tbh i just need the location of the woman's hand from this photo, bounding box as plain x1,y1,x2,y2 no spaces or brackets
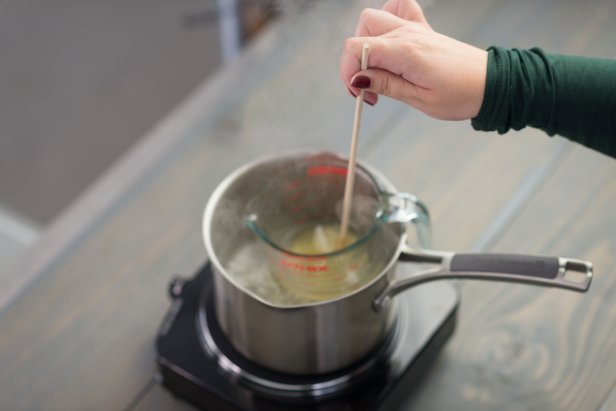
340,0,488,120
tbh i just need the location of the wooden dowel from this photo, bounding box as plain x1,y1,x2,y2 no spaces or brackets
339,43,370,242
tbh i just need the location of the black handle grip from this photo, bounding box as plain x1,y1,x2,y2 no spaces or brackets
450,253,560,279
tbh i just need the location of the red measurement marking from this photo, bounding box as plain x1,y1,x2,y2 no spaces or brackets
307,166,348,177
279,259,328,271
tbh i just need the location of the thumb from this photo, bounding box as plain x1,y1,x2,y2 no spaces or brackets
350,69,419,104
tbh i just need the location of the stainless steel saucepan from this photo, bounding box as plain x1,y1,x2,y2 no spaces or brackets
202,151,592,375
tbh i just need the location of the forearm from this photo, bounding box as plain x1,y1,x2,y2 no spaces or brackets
472,47,616,158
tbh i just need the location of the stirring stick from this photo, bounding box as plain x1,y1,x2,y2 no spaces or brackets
339,43,370,243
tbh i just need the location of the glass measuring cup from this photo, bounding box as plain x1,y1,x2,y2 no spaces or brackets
244,153,430,302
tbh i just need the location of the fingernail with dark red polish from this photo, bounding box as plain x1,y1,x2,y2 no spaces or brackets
351,75,371,89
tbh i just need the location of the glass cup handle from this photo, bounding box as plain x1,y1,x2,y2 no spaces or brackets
381,192,433,249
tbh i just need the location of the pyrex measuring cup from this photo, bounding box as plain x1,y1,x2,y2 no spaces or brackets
244,153,429,301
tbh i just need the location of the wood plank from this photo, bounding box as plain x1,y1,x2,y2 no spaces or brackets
399,146,616,411
599,384,616,411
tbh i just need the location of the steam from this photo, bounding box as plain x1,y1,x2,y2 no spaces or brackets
334,194,381,237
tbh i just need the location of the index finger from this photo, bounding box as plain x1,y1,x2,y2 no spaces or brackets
354,7,409,37
340,36,408,90
382,0,431,28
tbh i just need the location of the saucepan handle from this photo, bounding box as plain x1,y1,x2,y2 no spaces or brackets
373,250,593,311
445,253,593,292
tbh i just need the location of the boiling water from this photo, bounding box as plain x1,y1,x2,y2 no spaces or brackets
225,240,303,306
225,223,370,306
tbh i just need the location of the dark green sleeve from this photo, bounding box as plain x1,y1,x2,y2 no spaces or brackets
471,46,616,158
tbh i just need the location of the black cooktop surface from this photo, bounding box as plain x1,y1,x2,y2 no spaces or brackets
156,263,458,411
